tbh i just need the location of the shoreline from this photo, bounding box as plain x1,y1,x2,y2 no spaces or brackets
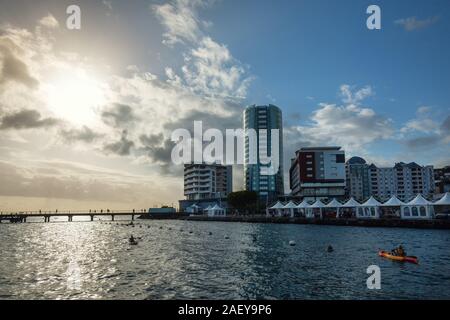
140,214,450,230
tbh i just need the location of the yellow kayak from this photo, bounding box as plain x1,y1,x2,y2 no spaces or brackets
378,250,418,264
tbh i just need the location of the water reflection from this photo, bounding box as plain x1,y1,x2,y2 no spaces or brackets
0,221,449,299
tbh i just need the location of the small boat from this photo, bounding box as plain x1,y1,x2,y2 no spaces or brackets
378,250,418,264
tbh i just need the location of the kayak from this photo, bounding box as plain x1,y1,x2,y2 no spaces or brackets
378,250,418,264
129,240,138,246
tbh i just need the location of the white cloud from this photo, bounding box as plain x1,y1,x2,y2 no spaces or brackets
152,0,205,46
38,14,59,29
340,84,374,105
395,16,439,31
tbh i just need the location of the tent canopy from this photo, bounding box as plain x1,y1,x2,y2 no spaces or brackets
270,201,285,209
309,200,326,208
406,194,431,206
283,201,297,209
434,192,450,206
325,198,342,208
296,200,310,208
342,198,360,208
211,204,224,210
380,195,405,207
361,196,382,207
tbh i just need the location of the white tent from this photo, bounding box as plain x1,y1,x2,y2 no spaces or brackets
380,195,405,207
358,196,381,219
207,204,226,217
310,199,326,208
433,192,450,206
340,198,360,218
324,198,342,219
203,205,213,214
267,201,285,217
295,200,310,218
186,203,200,214
325,199,342,208
296,200,310,208
309,200,326,219
283,201,298,217
342,198,361,208
402,194,434,219
378,195,404,218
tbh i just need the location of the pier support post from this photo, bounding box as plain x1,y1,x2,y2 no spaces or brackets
112,215,115,221
90,215,94,222
68,215,73,222
132,215,135,221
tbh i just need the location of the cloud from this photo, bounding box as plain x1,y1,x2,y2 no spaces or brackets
401,114,450,150
152,0,206,46
395,16,439,31
0,41,39,89
101,103,137,127
153,0,252,98
38,14,59,29
139,134,177,173
0,109,58,130
340,84,373,105
0,159,180,207
103,130,135,156
181,37,253,98
284,85,394,174
60,126,103,144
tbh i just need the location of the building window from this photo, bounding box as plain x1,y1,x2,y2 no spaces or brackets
420,207,426,217
412,207,418,216
404,207,410,216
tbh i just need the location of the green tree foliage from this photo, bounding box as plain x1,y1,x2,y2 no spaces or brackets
227,191,258,214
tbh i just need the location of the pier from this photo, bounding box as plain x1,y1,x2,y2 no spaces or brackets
0,210,144,223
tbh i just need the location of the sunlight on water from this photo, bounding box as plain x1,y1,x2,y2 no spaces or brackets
1,220,450,299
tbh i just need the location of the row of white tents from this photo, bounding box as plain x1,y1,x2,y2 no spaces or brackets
186,203,226,217
267,192,450,220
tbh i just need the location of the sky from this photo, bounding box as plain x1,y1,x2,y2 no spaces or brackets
0,0,449,211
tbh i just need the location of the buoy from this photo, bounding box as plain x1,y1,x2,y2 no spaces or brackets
327,245,334,252
189,231,193,234
289,240,296,246
224,236,229,239
209,232,212,235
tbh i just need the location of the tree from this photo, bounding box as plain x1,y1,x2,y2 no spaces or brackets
227,191,258,215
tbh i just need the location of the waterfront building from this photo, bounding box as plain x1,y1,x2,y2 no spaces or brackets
346,157,435,202
289,147,346,201
434,166,450,194
244,104,284,200
184,163,232,200
345,156,371,201
179,163,232,212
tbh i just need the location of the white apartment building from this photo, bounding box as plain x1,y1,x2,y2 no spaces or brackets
184,164,232,201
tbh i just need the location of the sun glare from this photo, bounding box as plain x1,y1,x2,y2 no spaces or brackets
44,69,106,126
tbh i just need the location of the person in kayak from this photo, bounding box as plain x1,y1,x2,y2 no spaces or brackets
391,245,406,257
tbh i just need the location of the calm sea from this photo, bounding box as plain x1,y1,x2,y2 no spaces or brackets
1,218,449,299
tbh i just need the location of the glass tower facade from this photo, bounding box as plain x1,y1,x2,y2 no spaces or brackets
243,104,284,200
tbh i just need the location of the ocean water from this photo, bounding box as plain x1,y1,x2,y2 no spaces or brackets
0,218,449,300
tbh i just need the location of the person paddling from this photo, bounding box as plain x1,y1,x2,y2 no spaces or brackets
391,245,406,257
